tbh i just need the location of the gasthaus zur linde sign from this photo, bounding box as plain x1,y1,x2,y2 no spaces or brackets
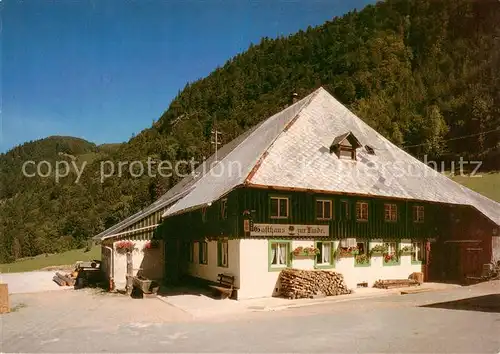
250,224,329,237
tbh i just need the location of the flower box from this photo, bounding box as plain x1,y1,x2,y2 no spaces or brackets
399,245,414,255
369,244,388,255
383,254,399,265
337,247,359,257
355,253,370,266
115,241,135,254
292,246,320,257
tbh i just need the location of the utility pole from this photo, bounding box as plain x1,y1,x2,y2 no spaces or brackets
211,129,222,162
211,126,222,162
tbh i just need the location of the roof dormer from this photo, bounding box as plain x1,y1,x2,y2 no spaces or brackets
330,131,362,160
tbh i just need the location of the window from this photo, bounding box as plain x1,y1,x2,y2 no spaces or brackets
355,239,370,266
316,199,333,220
220,198,228,220
270,197,289,219
413,206,424,223
356,202,368,221
269,241,290,269
385,241,398,256
217,239,229,267
383,241,399,266
316,241,333,266
384,204,398,222
199,241,208,265
188,241,194,263
341,200,350,220
330,132,361,161
339,147,356,160
412,241,424,263
356,240,368,255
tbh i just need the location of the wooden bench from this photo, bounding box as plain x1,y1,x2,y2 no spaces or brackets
209,273,235,299
373,279,419,289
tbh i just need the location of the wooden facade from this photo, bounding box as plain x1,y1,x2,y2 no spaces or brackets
427,204,497,282
160,187,441,241
100,207,167,245
159,187,497,285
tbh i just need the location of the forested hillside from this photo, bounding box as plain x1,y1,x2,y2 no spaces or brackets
1,0,499,262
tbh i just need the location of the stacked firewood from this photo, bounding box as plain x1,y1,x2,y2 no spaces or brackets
52,271,77,286
52,260,101,287
279,269,351,299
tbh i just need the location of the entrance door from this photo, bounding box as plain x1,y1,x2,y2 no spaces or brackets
463,247,482,278
164,238,181,284
426,240,442,282
445,243,461,281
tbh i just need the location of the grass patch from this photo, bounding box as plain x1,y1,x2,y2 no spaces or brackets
0,246,101,273
451,171,500,202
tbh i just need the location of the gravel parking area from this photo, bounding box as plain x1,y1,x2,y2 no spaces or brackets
1,281,499,353
0,271,74,294
2,288,192,352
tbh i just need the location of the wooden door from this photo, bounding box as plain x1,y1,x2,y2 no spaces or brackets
164,238,181,284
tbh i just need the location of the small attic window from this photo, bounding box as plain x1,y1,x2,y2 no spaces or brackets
365,145,375,155
339,146,356,160
330,132,362,161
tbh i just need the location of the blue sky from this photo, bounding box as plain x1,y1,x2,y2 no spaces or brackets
2,0,374,152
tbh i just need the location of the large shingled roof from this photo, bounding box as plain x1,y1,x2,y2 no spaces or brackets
95,87,499,241
162,87,499,225
93,92,314,240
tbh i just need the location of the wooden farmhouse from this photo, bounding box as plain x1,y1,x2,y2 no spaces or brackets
94,87,500,299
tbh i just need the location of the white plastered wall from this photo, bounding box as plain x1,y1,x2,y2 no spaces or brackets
112,239,164,290
336,239,423,289
238,239,318,299
186,240,241,289
237,238,424,300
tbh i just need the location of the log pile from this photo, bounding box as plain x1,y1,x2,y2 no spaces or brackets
52,260,101,287
279,269,351,299
373,279,419,289
52,271,76,286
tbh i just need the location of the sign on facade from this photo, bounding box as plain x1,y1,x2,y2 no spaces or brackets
250,224,329,237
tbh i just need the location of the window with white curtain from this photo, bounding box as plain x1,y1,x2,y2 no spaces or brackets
270,242,289,268
385,241,398,255
316,241,333,265
412,241,424,262
199,241,208,265
356,240,368,255
218,239,228,267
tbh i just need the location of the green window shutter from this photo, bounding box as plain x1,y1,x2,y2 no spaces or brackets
199,242,203,264
286,242,292,267
316,241,323,264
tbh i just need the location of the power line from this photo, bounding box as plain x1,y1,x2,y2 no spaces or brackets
403,127,500,149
